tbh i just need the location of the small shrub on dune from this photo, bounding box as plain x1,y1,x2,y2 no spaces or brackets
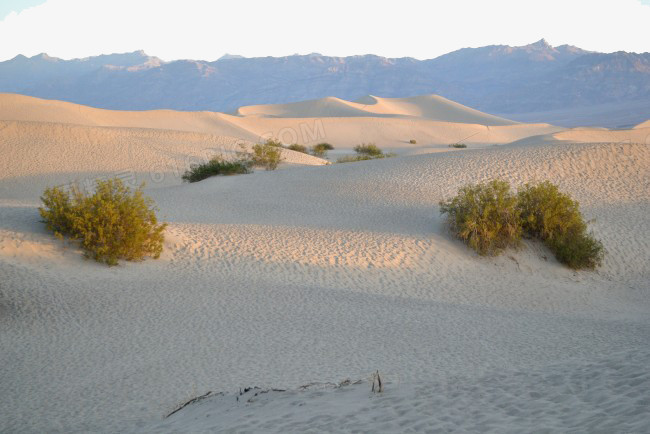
182,156,252,182
450,143,467,148
264,138,284,147
39,178,166,266
251,142,284,170
439,180,522,256
517,181,582,241
287,143,308,154
311,142,334,158
547,229,604,270
354,143,383,156
409,139,417,144
336,154,374,163
440,180,604,269
337,143,395,163
517,181,604,269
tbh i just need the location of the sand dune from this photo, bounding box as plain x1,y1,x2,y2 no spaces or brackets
0,93,257,139
236,94,519,126
0,93,561,149
505,125,650,147
552,126,650,144
0,120,327,199
1,94,649,433
634,119,650,129
149,348,650,432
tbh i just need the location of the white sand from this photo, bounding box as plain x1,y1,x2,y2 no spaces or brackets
150,348,650,432
1,95,649,433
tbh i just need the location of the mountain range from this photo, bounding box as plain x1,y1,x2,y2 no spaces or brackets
1,39,649,127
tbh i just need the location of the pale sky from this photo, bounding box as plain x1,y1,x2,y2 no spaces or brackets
1,0,649,62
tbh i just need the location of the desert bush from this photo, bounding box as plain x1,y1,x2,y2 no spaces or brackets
517,181,581,241
336,144,395,163
287,143,308,154
264,138,284,147
440,180,604,269
39,178,166,266
450,143,467,148
517,181,603,269
354,143,383,156
182,156,252,182
409,139,417,144
439,180,522,256
251,142,284,170
311,142,334,158
547,229,604,270
336,154,374,163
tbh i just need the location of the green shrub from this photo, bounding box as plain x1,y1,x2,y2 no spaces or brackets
251,142,284,170
182,156,252,182
311,143,334,158
547,229,604,270
336,144,395,163
287,143,308,154
517,181,581,241
517,181,603,269
450,143,467,148
336,154,374,163
440,180,604,269
409,139,417,144
264,138,284,147
439,180,522,256
39,178,166,266
354,143,383,156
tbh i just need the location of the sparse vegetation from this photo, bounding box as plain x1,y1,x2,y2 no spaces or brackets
450,143,467,148
440,180,604,269
409,139,417,144
336,154,375,163
337,143,395,163
354,143,384,156
182,156,252,183
39,178,166,266
439,180,522,256
287,143,308,154
251,142,284,170
517,181,604,269
311,142,334,158
264,138,284,147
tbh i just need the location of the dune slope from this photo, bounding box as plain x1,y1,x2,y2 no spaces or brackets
0,93,562,149
236,94,519,126
1,94,649,432
1,134,649,432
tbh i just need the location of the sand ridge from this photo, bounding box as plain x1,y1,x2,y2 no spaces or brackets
236,94,519,126
0,94,649,433
0,93,561,148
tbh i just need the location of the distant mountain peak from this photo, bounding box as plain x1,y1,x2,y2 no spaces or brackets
31,53,57,61
528,38,552,49
218,53,245,60
1,42,648,128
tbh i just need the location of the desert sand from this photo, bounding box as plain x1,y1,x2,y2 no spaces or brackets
0,94,649,433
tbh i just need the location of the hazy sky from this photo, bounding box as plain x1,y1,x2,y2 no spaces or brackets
1,0,649,61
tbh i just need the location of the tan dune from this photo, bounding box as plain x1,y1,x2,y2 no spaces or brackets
0,93,257,139
1,94,649,433
506,126,650,146
552,127,650,144
633,119,650,129
236,94,518,126
0,93,562,150
0,120,327,199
